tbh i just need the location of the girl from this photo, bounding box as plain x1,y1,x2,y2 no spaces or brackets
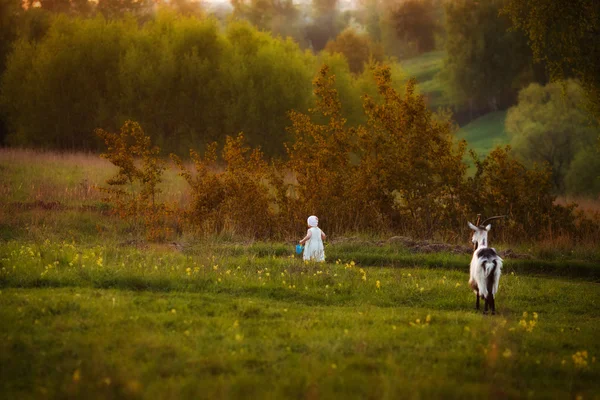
299,215,326,262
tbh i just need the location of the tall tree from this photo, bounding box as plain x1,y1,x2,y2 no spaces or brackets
503,0,600,125
0,0,21,75
0,0,22,145
442,0,535,117
505,80,599,192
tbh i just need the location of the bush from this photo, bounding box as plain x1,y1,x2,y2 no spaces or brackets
103,68,593,244
96,120,175,242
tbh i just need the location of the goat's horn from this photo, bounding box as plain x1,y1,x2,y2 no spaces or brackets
480,215,506,227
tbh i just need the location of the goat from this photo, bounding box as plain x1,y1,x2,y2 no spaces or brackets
468,216,504,315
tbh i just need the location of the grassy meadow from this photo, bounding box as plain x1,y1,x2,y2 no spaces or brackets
400,51,511,159
456,111,510,157
1,148,599,399
400,50,448,109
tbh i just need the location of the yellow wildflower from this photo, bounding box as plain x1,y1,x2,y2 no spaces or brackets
572,351,589,369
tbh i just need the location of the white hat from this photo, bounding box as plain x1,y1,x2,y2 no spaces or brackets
307,215,318,227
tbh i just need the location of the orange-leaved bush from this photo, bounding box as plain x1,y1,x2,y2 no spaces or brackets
96,120,175,241
468,146,577,241
171,133,278,238
286,65,359,233
358,65,469,237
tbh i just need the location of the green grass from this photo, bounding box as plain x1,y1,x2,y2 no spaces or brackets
398,52,511,159
456,111,510,157
399,52,510,160
2,148,600,398
1,239,599,399
400,50,449,108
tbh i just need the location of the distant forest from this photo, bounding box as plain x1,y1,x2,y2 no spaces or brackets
1,0,598,196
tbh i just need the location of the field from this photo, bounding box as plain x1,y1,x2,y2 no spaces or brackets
400,50,448,109
1,149,599,399
456,111,510,157
399,51,511,159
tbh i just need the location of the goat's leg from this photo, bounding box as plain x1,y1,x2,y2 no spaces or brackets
483,295,489,314
490,294,496,315
475,288,480,310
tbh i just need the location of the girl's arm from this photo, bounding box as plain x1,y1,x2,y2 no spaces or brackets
321,231,326,240
299,229,312,245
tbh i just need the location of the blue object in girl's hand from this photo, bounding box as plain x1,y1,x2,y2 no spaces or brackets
295,244,304,255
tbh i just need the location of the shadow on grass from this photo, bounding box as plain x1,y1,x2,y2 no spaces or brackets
326,251,600,282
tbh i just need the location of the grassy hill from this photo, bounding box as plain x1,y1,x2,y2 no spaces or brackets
399,50,448,108
399,52,510,159
456,110,510,157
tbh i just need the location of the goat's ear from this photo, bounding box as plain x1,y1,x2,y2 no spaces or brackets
468,222,478,231
485,224,491,231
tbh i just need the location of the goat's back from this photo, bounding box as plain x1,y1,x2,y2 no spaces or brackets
471,247,502,297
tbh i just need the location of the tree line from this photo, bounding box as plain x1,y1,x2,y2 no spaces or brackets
99,66,596,242
1,11,407,156
1,0,598,196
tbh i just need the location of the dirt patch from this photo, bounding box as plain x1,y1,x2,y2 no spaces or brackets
332,235,530,259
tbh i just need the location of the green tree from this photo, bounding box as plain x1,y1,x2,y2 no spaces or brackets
118,12,228,153
1,15,129,149
442,0,535,116
219,21,315,156
0,0,22,144
565,148,600,197
1,10,388,157
18,7,53,42
0,0,21,74
505,80,599,193
502,0,600,125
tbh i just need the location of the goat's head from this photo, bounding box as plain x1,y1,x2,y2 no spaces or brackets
467,216,505,250
468,222,490,250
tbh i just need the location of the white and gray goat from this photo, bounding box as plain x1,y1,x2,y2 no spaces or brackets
468,216,504,314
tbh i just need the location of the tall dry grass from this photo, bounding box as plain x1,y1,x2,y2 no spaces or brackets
0,147,190,206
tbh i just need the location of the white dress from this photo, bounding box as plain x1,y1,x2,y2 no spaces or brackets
303,227,325,262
